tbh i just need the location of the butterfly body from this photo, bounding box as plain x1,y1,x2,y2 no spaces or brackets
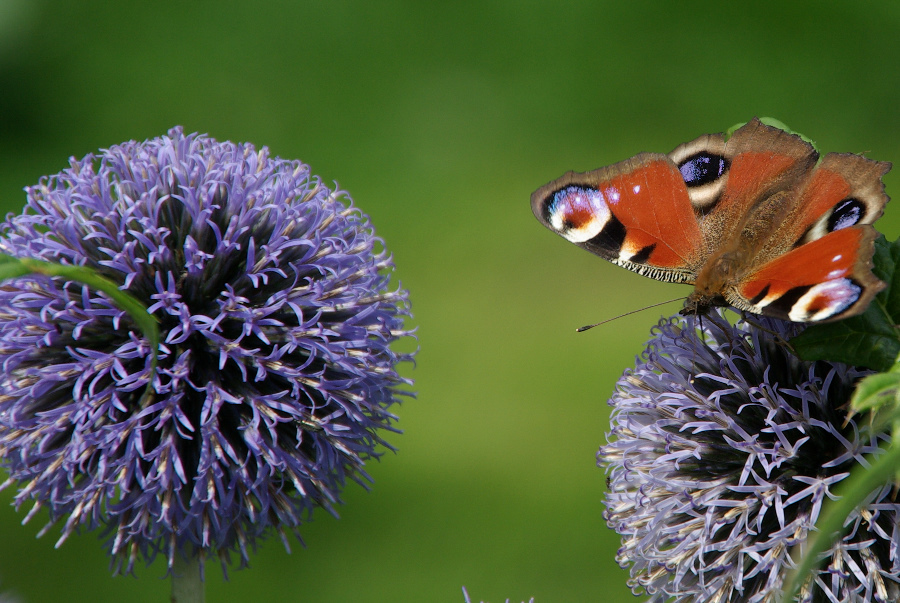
531,119,890,322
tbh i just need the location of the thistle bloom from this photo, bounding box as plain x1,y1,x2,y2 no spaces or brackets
0,127,414,573
600,311,899,602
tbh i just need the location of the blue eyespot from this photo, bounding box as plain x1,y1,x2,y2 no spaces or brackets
827,198,865,232
678,152,728,187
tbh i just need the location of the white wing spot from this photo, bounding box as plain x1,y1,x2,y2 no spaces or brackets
788,279,860,322
547,187,611,243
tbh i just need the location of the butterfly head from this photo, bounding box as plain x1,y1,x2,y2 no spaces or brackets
680,291,727,318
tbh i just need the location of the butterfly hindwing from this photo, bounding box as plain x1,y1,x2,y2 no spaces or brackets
731,225,883,322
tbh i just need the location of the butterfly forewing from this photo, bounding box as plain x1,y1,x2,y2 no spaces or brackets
531,154,703,284
790,153,891,247
667,133,729,212
693,121,819,259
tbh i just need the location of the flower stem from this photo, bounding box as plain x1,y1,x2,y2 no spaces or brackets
171,554,205,603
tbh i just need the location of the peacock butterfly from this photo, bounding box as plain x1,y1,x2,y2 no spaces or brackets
531,118,891,322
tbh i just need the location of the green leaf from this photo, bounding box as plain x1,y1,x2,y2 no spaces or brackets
850,370,900,413
849,373,900,442
791,236,900,371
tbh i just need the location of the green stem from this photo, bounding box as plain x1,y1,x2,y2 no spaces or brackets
171,554,205,603
0,254,159,399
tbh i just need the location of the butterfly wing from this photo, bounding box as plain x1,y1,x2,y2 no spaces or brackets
671,118,820,258
726,150,890,322
785,152,890,247
530,154,704,284
728,225,883,322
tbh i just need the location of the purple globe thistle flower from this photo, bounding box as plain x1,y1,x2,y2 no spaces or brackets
600,311,900,603
0,127,414,574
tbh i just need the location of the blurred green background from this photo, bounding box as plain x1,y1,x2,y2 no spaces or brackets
1,1,899,601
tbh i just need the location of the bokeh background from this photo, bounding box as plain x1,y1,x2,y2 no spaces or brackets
0,1,899,601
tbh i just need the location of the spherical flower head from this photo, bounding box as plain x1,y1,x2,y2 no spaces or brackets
600,311,899,602
0,127,414,574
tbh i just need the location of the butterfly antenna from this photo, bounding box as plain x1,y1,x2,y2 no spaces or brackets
576,296,686,332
